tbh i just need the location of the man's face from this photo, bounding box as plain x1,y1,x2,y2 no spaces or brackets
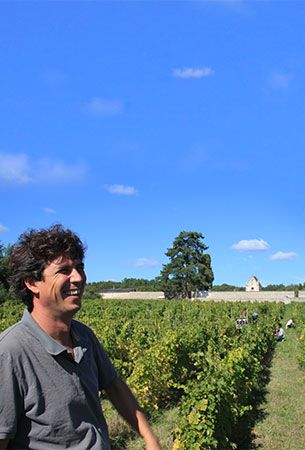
33,256,86,316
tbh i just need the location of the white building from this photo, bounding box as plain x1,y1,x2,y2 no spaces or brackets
245,275,260,292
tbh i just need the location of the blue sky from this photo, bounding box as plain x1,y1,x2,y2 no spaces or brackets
0,0,305,287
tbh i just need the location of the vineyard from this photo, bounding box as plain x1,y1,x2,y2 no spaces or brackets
1,299,305,449
291,302,305,369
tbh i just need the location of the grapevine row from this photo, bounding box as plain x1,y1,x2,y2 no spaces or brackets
0,298,286,449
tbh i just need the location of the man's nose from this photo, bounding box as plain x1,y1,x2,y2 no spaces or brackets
70,267,85,282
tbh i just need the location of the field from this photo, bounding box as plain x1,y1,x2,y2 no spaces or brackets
1,299,304,449
251,307,305,450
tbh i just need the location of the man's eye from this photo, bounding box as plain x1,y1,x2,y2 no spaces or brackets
59,267,72,275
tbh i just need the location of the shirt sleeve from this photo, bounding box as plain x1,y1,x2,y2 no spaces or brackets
91,332,118,390
0,353,23,439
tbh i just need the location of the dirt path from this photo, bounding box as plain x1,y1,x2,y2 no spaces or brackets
251,316,305,450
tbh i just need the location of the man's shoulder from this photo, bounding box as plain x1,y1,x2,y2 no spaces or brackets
0,320,27,355
0,320,23,342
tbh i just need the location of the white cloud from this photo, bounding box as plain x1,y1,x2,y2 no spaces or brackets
172,67,215,79
270,251,297,261
0,224,8,233
134,258,160,267
231,239,270,251
0,153,86,185
104,184,137,196
43,207,56,214
0,153,32,184
270,71,292,89
35,159,86,183
85,97,123,116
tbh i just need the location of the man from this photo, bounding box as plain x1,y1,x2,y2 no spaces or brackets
274,323,286,341
0,224,161,450
285,318,295,329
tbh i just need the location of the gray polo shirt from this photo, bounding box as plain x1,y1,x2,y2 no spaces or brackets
0,309,118,449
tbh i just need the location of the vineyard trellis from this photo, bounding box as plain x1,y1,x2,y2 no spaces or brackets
1,298,302,449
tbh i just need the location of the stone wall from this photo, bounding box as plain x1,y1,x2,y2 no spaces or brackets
100,290,305,302
201,291,295,303
100,291,165,300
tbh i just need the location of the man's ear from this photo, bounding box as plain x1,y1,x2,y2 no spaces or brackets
24,278,40,295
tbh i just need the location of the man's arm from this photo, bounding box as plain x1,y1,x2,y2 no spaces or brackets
105,377,161,450
0,439,9,449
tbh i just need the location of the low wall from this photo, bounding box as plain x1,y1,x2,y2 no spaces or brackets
100,291,165,300
100,290,305,302
204,291,295,303
292,295,305,302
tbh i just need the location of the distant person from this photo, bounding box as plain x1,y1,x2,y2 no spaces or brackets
0,224,161,450
273,323,286,341
285,318,295,329
251,311,259,321
236,308,248,330
241,307,248,320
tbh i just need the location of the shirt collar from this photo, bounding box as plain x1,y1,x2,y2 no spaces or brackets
21,309,87,362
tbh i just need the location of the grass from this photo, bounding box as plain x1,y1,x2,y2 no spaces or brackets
124,407,178,450
251,308,305,450
102,399,177,449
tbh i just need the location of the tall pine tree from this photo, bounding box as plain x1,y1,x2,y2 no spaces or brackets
159,231,214,299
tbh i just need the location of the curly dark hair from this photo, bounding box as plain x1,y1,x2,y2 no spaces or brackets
8,224,86,311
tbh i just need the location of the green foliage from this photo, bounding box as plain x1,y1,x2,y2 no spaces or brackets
75,298,283,449
173,303,282,449
159,231,214,299
0,299,23,331
120,278,162,291
0,242,10,303
291,303,305,369
212,284,244,292
262,283,304,291
0,298,287,449
83,278,163,300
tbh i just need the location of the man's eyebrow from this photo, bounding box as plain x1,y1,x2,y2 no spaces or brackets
56,261,84,269
55,261,70,267
54,263,70,271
